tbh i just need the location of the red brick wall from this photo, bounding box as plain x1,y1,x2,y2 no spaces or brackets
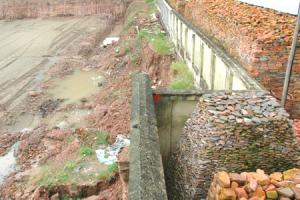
168,0,300,118
0,0,126,19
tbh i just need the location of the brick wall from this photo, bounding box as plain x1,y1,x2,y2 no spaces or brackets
168,0,300,118
0,0,127,19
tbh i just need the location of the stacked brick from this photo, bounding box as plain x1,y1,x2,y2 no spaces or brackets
0,0,127,20
208,169,300,200
166,92,300,199
167,0,300,118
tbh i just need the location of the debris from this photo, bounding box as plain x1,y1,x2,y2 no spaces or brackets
96,135,130,165
0,143,18,185
55,121,69,130
102,37,119,48
20,128,32,133
29,91,40,97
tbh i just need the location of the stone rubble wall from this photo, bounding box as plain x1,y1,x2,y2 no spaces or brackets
208,169,300,200
166,91,300,199
167,0,300,118
0,0,127,20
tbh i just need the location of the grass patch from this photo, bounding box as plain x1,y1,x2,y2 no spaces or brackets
36,160,79,187
31,130,114,189
145,0,155,4
95,130,109,146
139,28,173,55
79,147,94,156
170,61,195,90
96,163,119,180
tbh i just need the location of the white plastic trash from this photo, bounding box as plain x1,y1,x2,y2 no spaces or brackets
102,37,120,47
96,134,130,165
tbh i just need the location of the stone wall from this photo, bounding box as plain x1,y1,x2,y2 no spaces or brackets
208,169,300,200
128,73,168,200
0,0,127,19
166,91,300,199
166,0,300,118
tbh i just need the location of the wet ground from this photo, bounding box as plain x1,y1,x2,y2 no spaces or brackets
0,16,110,186
0,16,108,133
48,70,105,105
0,143,18,185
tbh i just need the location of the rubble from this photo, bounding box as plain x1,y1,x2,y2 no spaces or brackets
166,91,300,199
168,0,300,118
208,169,300,200
96,134,130,165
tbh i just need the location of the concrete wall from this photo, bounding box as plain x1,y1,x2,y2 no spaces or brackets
154,90,204,165
129,73,168,200
157,0,263,91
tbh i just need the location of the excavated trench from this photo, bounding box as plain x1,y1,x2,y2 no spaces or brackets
128,1,300,200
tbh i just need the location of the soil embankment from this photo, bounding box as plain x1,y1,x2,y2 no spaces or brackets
0,0,175,199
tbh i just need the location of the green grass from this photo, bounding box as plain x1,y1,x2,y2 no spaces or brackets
145,0,155,4
79,147,94,156
96,163,119,180
37,160,79,187
139,29,173,55
170,61,195,90
95,130,109,146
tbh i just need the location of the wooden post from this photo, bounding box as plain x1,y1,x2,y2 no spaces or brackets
281,3,300,106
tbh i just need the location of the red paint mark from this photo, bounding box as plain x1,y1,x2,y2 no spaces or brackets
153,94,161,104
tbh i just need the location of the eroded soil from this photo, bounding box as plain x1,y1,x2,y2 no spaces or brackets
0,0,175,199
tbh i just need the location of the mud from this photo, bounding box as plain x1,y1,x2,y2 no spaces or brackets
48,70,105,105
0,16,109,132
0,0,175,199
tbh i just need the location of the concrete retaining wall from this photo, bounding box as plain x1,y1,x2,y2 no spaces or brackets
157,0,263,91
154,90,203,166
128,73,168,200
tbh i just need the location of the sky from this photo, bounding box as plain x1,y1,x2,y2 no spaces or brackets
239,0,300,15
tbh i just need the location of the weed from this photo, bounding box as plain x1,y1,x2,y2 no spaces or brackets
138,28,173,55
151,34,173,55
124,47,130,54
170,61,195,90
145,0,155,4
96,163,119,180
95,131,108,145
79,147,94,156
138,30,148,38
36,160,79,187
108,162,118,174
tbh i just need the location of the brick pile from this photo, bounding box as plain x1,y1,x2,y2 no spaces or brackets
167,0,300,118
208,169,300,200
166,92,300,199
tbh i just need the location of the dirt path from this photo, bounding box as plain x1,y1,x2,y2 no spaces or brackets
0,16,109,132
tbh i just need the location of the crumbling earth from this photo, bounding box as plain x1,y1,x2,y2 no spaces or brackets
0,0,175,199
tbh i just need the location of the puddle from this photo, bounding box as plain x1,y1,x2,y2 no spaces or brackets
5,113,39,133
48,70,104,105
0,143,18,185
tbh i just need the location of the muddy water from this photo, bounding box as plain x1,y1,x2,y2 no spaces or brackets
45,109,91,129
49,70,105,105
0,143,18,185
